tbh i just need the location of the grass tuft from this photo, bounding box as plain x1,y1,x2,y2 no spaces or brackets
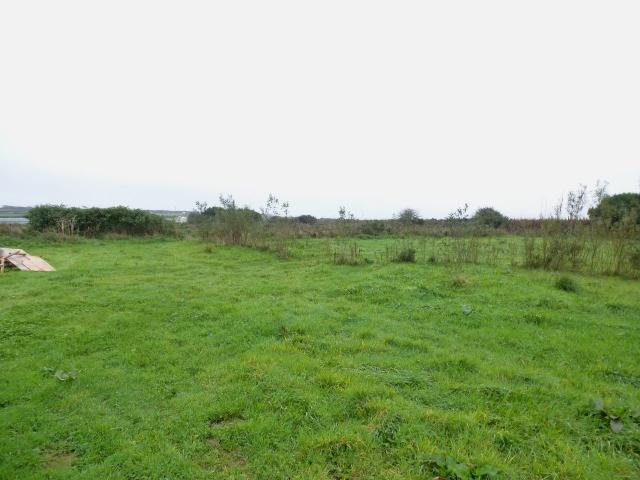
451,274,471,288
555,275,579,293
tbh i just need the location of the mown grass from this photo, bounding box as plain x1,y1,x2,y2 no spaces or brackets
0,238,639,479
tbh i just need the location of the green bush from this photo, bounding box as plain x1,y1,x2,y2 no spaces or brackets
589,193,640,225
473,207,508,228
206,195,261,245
297,214,317,225
27,205,169,236
396,208,423,224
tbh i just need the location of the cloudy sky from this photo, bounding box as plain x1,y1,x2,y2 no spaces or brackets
1,1,638,218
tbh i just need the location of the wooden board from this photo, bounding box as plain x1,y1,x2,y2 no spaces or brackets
1,248,55,272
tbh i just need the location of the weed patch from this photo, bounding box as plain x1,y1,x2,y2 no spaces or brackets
555,275,579,293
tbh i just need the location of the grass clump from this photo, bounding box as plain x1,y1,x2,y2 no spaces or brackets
394,246,416,263
451,274,471,288
421,455,502,479
332,242,367,265
555,275,579,293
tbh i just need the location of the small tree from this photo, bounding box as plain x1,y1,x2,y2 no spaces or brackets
214,195,260,245
566,184,588,221
261,194,291,220
447,203,469,222
473,207,508,228
338,206,355,221
589,193,640,225
396,208,422,225
195,201,208,214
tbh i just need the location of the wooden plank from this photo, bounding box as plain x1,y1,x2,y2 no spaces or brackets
6,255,29,270
3,253,55,271
22,255,55,272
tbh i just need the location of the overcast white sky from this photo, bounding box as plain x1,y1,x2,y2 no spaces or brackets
1,1,638,218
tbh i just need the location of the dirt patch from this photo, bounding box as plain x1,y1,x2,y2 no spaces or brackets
43,450,78,470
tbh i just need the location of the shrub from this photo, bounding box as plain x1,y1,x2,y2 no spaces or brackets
359,220,387,236
27,205,169,236
394,246,416,263
555,275,579,293
209,195,261,245
396,208,423,225
589,193,640,225
297,214,317,225
473,207,508,228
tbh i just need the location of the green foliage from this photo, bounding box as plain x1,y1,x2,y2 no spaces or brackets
358,220,387,236
473,207,508,228
296,214,317,224
396,208,423,225
188,201,224,224
331,242,366,265
588,398,629,433
555,275,579,293
522,215,639,278
197,196,261,245
373,413,402,448
27,205,169,236
393,246,416,263
589,192,640,225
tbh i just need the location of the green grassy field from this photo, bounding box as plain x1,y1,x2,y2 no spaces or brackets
1,238,639,479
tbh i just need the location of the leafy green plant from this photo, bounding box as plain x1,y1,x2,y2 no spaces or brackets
373,413,402,448
589,398,628,433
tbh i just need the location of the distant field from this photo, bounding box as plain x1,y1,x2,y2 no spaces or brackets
0,206,30,218
0,238,638,479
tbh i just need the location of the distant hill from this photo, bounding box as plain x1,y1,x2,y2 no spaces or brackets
0,206,191,219
0,206,31,217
